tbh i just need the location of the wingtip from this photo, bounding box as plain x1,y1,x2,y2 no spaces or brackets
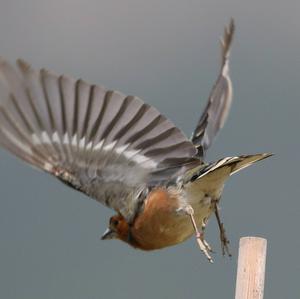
228,18,235,34
226,18,235,41
220,18,235,64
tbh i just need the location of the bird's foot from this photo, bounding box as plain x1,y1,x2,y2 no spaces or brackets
214,202,232,257
182,205,213,263
219,222,231,257
195,232,214,263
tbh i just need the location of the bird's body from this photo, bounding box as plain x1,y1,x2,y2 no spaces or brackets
0,20,272,259
126,187,214,250
103,153,270,251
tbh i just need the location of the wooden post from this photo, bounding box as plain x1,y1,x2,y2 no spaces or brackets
235,237,267,299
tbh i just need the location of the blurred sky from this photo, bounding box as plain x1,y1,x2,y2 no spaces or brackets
0,0,299,298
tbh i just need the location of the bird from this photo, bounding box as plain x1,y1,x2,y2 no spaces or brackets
0,19,271,262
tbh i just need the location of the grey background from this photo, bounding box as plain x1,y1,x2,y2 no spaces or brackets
0,0,298,298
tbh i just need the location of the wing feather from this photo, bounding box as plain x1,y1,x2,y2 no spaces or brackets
0,58,200,221
191,19,235,158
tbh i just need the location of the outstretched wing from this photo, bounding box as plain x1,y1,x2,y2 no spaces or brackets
0,58,200,221
191,19,235,158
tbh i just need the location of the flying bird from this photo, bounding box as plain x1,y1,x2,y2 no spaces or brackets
0,20,271,262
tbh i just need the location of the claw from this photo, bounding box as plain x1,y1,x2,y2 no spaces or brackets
196,236,214,263
203,238,213,253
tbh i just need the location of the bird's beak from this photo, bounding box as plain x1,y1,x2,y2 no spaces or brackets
101,228,117,240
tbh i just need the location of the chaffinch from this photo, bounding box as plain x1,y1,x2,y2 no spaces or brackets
0,19,271,262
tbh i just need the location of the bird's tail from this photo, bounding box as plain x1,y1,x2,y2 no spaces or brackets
200,153,273,178
226,153,273,175
183,153,273,185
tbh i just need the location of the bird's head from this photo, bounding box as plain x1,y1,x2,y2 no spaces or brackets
101,214,130,243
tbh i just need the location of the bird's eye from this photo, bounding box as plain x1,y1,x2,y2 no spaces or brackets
112,219,119,226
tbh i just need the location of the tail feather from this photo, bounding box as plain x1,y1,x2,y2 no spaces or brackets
184,153,273,184
229,153,273,175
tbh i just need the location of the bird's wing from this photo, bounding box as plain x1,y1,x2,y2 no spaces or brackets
191,19,235,158
0,58,200,221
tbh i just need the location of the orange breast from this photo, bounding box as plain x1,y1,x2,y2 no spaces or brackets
130,188,195,250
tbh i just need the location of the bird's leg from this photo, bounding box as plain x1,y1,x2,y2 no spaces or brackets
214,202,231,257
183,205,213,263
